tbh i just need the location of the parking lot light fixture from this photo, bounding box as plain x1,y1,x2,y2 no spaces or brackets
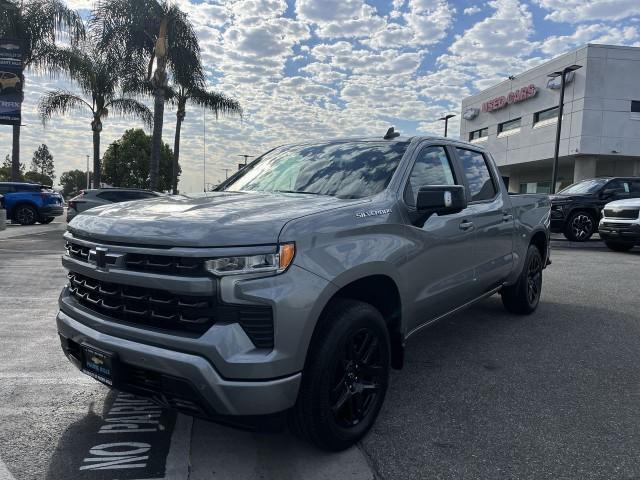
549,64,582,193
438,114,456,137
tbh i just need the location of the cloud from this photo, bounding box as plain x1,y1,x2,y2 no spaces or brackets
463,6,482,15
295,0,386,38
538,24,640,55
534,0,640,23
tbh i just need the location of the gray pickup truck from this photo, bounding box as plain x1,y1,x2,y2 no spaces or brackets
57,133,550,450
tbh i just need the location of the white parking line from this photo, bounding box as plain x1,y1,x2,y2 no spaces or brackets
0,457,16,480
163,414,193,480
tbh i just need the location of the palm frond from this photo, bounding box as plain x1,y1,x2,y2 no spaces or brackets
38,90,93,125
189,87,242,119
106,97,153,128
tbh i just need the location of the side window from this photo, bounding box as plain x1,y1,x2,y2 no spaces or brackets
606,180,630,198
456,148,497,202
404,146,456,207
629,180,640,195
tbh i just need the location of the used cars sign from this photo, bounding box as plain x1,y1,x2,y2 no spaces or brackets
482,84,537,113
0,39,23,125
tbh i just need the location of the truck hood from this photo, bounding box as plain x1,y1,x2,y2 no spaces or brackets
603,198,640,208
68,191,354,247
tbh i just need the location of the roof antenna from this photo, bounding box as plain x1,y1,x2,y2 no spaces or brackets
384,126,400,139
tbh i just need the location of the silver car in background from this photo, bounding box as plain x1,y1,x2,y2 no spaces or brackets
67,188,162,221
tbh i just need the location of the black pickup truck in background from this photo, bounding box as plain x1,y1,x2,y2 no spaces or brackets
550,177,640,241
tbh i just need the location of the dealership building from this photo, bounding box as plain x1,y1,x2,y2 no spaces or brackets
459,44,640,193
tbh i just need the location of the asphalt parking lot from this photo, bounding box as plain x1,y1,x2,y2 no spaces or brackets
1,224,639,480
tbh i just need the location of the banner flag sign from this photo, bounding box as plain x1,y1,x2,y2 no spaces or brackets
0,39,24,125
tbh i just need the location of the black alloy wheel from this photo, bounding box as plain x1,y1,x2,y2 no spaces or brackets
330,327,384,428
502,244,543,315
15,205,37,225
289,299,390,451
566,211,595,241
526,248,543,308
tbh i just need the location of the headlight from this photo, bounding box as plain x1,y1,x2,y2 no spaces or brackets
205,243,295,276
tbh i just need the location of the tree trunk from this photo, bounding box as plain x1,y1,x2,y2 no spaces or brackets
92,127,101,188
150,19,169,192
150,87,165,191
172,101,185,195
11,123,20,181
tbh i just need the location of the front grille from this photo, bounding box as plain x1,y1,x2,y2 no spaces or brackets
601,222,633,229
68,271,216,334
125,253,202,274
65,241,204,275
67,242,90,261
603,208,639,219
66,271,274,347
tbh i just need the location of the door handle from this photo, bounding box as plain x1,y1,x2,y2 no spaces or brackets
459,220,475,231
502,213,514,222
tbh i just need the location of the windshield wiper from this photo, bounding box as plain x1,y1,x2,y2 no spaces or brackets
273,190,328,196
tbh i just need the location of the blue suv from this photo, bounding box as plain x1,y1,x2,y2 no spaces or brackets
0,182,64,225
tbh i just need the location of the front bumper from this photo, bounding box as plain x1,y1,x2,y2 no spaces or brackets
57,309,301,416
39,205,64,217
598,221,640,243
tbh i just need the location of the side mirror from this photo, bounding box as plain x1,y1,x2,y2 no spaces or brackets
416,185,467,215
601,188,624,198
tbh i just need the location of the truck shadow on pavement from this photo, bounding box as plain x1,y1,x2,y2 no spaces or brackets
45,389,177,480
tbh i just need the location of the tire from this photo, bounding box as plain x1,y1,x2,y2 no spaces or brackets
289,299,390,451
14,204,37,225
564,210,595,242
38,217,55,224
502,244,543,315
605,241,634,252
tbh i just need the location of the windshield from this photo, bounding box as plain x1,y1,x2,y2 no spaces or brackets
220,141,409,199
558,178,609,195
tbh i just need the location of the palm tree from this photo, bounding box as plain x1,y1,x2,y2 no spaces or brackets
93,0,203,191
38,44,152,187
0,0,85,181
168,84,241,194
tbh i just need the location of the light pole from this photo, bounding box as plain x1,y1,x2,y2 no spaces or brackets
438,114,455,137
548,64,582,193
86,155,90,189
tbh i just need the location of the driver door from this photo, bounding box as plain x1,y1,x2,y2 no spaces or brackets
400,144,478,334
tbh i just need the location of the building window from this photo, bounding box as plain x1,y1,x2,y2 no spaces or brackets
534,106,558,125
497,117,521,136
468,127,488,141
631,100,640,121
520,182,551,194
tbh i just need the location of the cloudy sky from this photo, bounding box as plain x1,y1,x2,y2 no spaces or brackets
2,0,639,192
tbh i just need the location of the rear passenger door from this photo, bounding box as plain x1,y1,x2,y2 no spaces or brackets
454,148,514,292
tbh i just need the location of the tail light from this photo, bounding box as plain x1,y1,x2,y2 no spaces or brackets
69,191,85,211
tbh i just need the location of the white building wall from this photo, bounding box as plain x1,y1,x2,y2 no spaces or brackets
459,44,640,192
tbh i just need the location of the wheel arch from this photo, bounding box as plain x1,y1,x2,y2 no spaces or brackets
530,229,548,264
312,274,404,370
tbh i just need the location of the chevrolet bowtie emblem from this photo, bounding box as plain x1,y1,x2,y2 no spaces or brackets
94,246,108,270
